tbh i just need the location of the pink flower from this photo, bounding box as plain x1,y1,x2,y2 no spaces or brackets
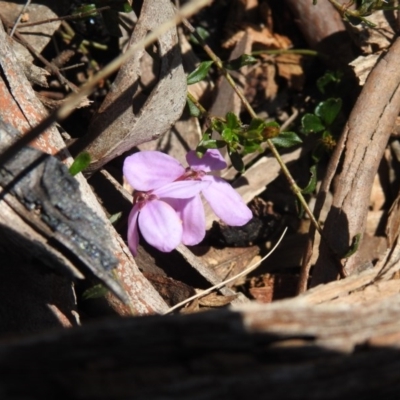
123,150,252,255
185,150,252,226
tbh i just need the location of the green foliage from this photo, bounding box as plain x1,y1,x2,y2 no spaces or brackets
270,131,303,148
314,0,400,27
187,96,201,117
228,149,245,172
317,70,343,94
72,3,97,18
187,61,214,85
224,54,258,70
344,233,362,258
69,152,91,176
301,98,342,155
82,284,109,300
109,212,122,225
301,114,325,134
301,165,318,194
196,112,302,171
189,26,210,45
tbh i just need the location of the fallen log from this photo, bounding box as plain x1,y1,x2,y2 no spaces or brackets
1,264,400,399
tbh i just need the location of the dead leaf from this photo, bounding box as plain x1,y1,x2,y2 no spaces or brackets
198,292,238,307
249,273,298,303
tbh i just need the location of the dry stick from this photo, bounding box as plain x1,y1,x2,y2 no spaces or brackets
18,6,110,28
10,29,78,92
9,0,31,37
164,227,288,315
0,0,211,167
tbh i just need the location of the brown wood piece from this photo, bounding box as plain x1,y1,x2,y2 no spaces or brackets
1,269,400,399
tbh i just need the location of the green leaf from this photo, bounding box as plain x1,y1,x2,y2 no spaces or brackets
82,284,109,300
270,131,302,148
243,141,262,154
123,2,133,13
225,54,258,70
302,165,318,194
301,114,325,134
187,61,214,85
109,212,122,225
225,112,241,129
248,118,266,131
315,98,342,126
343,233,362,258
198,138,225,149
211,118,225,133
69,152,91,176
228,150,244,172
187,96,201,117
189,26,210,45
222,127,235,142
73,3,97,18
317,70,343,94
197,131,226,155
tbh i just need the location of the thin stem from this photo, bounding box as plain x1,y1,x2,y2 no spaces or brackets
18,6,110,28
252,49,319,57
187,91,208,115
183,18,325,237
10,0,31,37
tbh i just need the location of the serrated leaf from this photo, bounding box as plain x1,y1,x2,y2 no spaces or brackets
302,165,318,194
82,284,109,300
211,118,225,133
248,117,266,131
187,61,214,85
225,112,241,129
301,114,325,134
69,152,91,176
270,131,302,148
243,141,262,154
189,26,210,45
315,98,342,126
225,54,258,70
187,96,201,117
222,127,234,142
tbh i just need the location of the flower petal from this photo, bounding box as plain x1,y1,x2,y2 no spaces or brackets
165,196,206,246
127,204,140,256
186,149,226,172
138,199,183,252
123,151,185,191
154,180,210,199
201,176,252,226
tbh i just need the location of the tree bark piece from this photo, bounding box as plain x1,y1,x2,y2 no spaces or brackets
308,36,400,287
1,276,400,399
0,19,169,315
81,0,187,171
284,0,354,66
